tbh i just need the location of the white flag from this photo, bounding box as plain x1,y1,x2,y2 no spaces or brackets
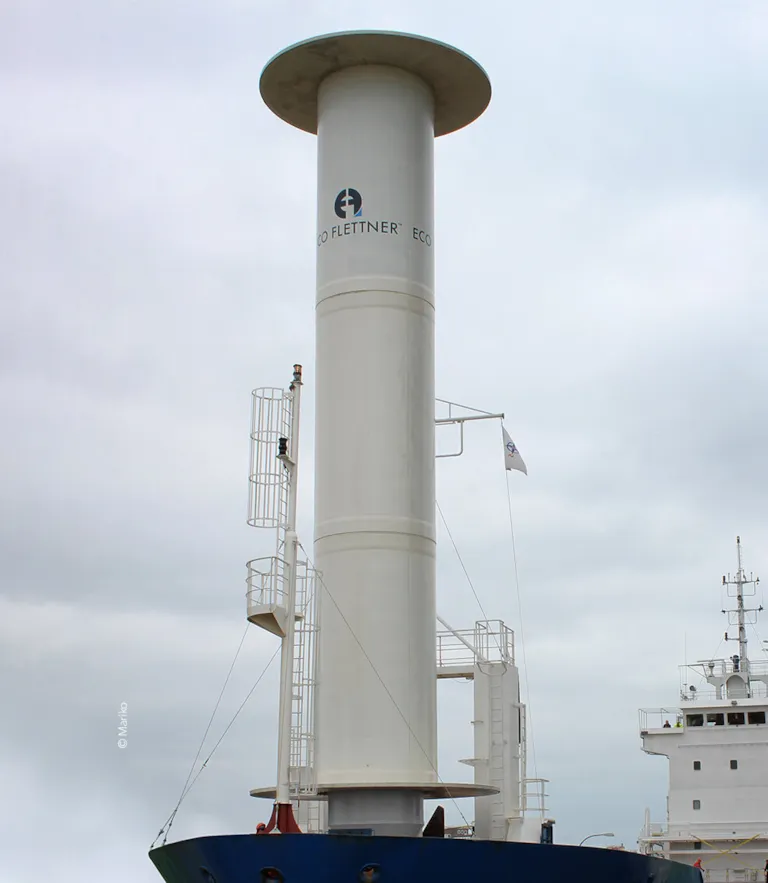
503,427,527,475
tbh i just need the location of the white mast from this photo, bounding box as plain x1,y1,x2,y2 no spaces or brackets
275,365,303,809
246,365,307,831
723,535,761,691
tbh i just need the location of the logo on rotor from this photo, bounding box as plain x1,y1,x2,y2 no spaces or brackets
334,188,363,219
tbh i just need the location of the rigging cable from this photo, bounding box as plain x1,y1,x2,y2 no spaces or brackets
151,633,281,848
435,501,492,627
435,502,506,674
707,638,724,667
178,626,249,810
435,500,504,665
502,437,538,782
749,621,766,654
152,561,321,847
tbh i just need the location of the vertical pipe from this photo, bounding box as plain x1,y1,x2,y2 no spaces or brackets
276,366,302,806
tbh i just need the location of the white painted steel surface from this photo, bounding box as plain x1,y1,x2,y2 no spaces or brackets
638,541,768,877
259,32,491,811
471,661,522,841
313,65,438,788
639,706,768,875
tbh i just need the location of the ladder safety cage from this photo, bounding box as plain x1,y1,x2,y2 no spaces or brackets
289,559,319,799
248,387,293,532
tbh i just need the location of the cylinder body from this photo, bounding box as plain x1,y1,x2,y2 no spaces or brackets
314,65,437,793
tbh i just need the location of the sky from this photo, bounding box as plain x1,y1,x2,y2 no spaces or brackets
2,0,768,880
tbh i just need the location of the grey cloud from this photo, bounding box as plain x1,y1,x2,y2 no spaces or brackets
3,0,768,879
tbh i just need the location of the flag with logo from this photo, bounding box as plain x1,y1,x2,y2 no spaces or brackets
502,427,527,475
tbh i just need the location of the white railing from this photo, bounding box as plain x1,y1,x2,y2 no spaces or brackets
639,708,683,731
436,628,478,671
638,828,763,880
681,684,768,702
521,777,549,816
246,556,289,630
474,620,514,665
436,620,514,670
702,871,759,882
688,658,768,680
639,820,668,840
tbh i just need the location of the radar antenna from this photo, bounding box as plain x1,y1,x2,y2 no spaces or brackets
722,536,762,683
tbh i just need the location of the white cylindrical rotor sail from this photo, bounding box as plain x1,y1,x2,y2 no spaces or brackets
258,30,493,835
314,63,437,790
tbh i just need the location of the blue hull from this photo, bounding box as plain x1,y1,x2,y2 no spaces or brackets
150,834,701,883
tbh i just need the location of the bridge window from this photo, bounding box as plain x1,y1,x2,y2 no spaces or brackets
706,713,725,726
686,714,704,727
693,800,701,810
748,711,766,725
727,712,745,726
693,761,701,770
730,759,738,770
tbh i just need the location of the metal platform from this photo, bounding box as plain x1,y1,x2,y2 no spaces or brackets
249,781,498,800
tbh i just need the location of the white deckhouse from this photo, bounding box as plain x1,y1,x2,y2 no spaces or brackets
639,538,768,882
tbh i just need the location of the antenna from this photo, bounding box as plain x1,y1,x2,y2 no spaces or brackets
722,536,762,682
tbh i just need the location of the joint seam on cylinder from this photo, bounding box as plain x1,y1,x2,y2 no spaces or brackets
315,530,436,542
316,290,435,309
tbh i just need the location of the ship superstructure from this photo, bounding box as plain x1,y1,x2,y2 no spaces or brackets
639,537,768,881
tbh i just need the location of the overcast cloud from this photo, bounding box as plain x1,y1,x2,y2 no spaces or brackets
3,1,768,880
